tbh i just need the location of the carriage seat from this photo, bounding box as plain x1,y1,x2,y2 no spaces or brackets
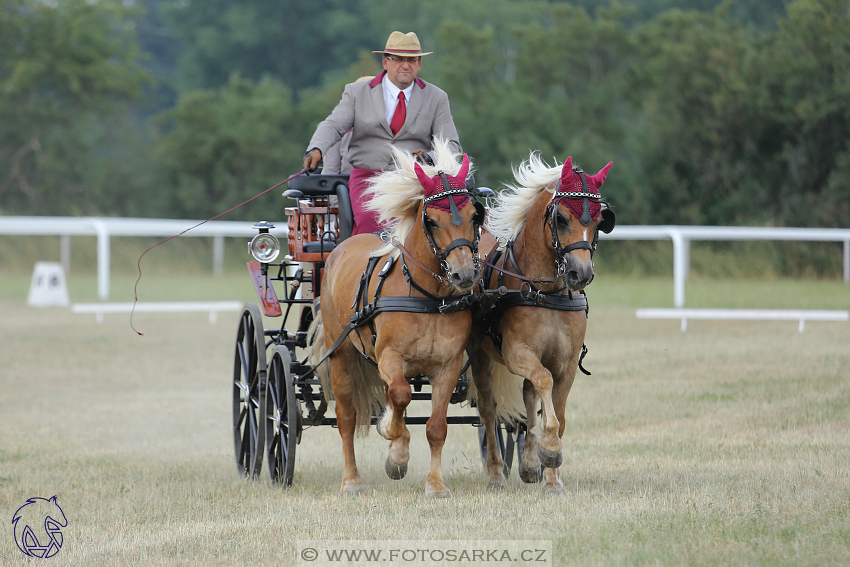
284,172,353,261
288,173,350,196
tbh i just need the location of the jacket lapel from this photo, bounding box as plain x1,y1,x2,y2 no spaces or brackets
369,76,392,136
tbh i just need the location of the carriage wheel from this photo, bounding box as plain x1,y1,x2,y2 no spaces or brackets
265,346,300,486
232,303,266,478
478,420,524,479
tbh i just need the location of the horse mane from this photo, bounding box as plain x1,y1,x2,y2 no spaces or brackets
364,137,472,258
487,152,562,241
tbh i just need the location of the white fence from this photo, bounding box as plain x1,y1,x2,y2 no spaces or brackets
1,216,848,303
600,225,850,306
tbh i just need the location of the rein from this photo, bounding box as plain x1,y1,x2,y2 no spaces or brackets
392,237,451,286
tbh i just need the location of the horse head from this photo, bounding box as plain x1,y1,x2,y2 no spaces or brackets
412,153,483,292
533,156,615,291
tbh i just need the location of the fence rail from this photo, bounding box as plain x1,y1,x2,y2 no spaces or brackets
1,217,848,303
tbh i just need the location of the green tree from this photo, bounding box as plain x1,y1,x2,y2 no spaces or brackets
756,0,850,228
153,74,306,220
0,0,145,215
163,0,378,97
628,6,760,225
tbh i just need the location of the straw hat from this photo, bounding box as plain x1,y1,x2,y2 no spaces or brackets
372,31,432,57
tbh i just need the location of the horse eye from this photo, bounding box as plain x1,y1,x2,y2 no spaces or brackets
425,216,438,228
557,213,570,227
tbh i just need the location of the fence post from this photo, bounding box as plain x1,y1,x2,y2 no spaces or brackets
91,219,110,300
670,228,688,308
845,239,849,284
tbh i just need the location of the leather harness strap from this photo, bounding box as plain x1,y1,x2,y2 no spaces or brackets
308,251,475,374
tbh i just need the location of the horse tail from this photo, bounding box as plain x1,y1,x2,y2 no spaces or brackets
349,359,385,435
306,309,330,398
467,359,526,425
491,363,526,424
306,306,385,435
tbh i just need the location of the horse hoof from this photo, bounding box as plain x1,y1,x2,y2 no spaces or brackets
519,464,543,484
538,447,563,469
425,487,452,499
341,484,366,495
385,458,408,480
487,475,507,490
542,483,566,495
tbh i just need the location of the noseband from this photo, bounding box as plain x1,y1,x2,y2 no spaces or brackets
421,171,485,278
544,166,609,277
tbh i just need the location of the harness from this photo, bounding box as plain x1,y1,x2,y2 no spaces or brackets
480,244,592,375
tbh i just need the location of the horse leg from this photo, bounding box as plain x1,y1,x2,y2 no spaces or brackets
376,350,412,480
519,379,544,483
424,359,461,498
470,348,506,489
540,364,576,494
506,350,563,469
330,352,365,494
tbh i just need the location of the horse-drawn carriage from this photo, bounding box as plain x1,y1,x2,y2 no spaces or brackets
231,141,614,495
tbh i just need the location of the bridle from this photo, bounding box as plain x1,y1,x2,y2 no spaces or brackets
544,166,611,278
419,171,486,281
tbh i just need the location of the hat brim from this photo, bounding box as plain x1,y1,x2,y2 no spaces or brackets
373,50,433,56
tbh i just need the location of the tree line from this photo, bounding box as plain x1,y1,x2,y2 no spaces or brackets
1,0,847,229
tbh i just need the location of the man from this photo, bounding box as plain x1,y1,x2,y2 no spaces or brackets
303,31,462,235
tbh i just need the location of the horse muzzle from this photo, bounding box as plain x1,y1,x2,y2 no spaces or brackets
445,251,480,292
563,257,594,291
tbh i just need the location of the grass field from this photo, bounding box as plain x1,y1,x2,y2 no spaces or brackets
1,269,848,566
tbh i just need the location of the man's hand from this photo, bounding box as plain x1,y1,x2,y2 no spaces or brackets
304,149,322,172
412,149,434,166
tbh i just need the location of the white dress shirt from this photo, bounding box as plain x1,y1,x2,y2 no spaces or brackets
382,73,414,127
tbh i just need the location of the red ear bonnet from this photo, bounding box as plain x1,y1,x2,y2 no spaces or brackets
415,154,471,212
554,157,613,222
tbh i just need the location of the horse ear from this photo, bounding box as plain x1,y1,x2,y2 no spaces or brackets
414,162,433,191
591,161,613,187
455,153,470,184
563,156,573,174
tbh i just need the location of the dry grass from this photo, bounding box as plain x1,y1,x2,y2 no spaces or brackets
1,273,848,566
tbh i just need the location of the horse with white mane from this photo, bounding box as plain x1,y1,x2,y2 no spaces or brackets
470,153,615,493
310,138,486,497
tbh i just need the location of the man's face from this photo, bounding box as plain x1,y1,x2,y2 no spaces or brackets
383,54,422,89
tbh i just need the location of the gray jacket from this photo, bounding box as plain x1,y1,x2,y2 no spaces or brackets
307,72,461,171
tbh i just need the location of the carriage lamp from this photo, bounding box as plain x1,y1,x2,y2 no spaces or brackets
249,221,280,263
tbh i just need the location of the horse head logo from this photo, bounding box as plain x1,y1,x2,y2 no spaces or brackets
12,496,67,559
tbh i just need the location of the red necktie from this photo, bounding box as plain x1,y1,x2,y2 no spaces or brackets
390,91,406,136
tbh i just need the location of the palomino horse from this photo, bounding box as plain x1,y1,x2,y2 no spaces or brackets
470,154,615,493
311,138,485,497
